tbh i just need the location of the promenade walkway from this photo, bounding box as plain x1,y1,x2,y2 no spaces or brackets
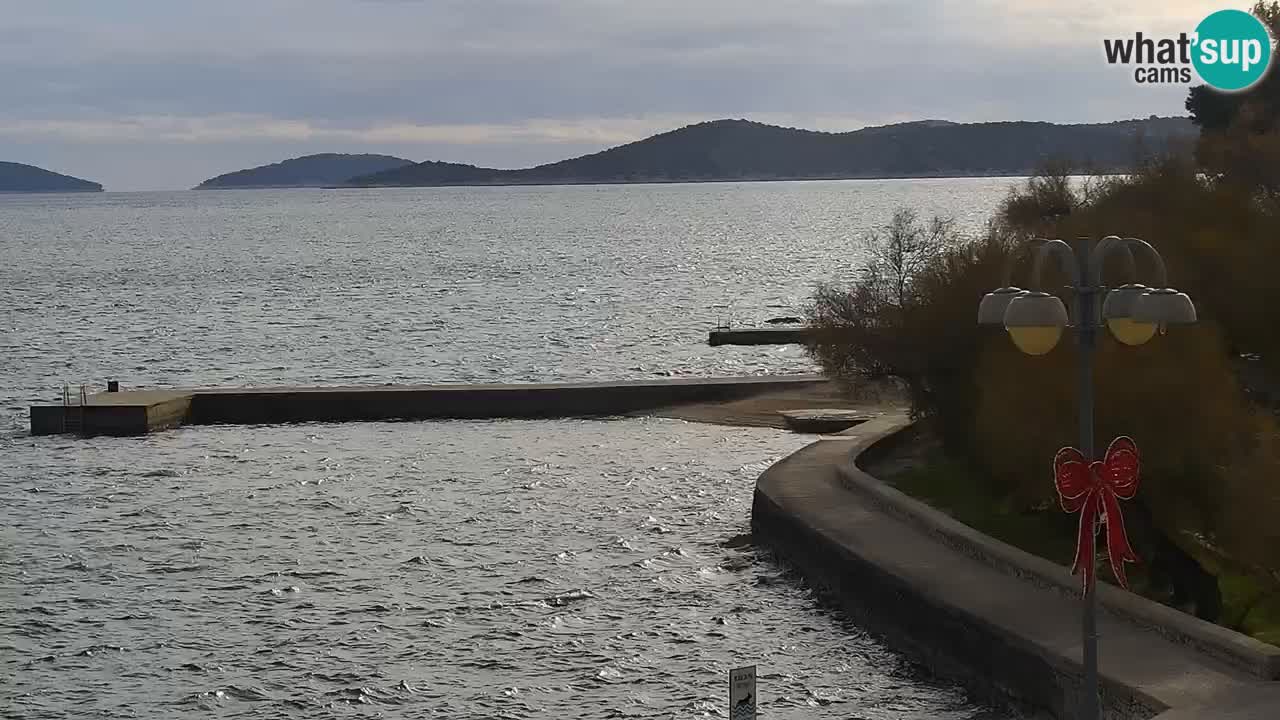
753,416,1280,719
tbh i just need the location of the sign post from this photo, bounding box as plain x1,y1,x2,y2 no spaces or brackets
728,665,756,720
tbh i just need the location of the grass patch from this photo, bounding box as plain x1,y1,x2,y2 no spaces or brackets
874,434,1280,647
1216,572,1280,646
887,456,1079,566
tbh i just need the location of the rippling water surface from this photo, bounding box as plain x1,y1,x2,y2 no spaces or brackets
5,419,1015,718
1,180,1014,414
3,181,1024,718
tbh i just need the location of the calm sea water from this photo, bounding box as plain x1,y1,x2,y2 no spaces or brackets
1,180,1023,718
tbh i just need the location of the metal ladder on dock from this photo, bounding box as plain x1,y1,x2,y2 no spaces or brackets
62,383,88,435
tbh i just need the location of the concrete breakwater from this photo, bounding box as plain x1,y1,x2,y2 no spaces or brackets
751,417,1280,720
29,375,827,436
707,326,817,346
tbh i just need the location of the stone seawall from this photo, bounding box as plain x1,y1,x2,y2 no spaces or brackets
751,417,1280,720
31,375,827,436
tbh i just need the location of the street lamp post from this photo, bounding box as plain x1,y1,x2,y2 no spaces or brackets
977,236,1196,720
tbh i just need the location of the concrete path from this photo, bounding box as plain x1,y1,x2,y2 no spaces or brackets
752,418,1280,719
647,379,901,429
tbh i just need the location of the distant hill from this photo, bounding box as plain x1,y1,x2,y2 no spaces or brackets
346,160,504,187
346,117,1197,187
196,153,414,189
0,162,102,193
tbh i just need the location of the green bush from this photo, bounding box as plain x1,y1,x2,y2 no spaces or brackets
808,210,1012,452
810,8,1280,626
808,160,1280,625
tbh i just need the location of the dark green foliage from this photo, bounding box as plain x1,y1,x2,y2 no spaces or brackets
348,117,1197,187
807,211,1010,453
1186,4,1280,205
808,6,1280,633
345,160,501,187
1186,2,1280,132
0,161,102,193
1186,85,1246,132
809,159,1280,636
876,431,1276,632
197,153,414,189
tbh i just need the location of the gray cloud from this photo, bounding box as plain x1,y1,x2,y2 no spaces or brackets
0,0,1212,189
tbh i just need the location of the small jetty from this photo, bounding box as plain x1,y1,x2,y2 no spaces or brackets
777,409,874,434
30,375,827,437
707,326,818,346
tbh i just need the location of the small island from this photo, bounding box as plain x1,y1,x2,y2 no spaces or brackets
195,153,413,189
190,116,1199,191
345,116,1197,188
0,162,103,193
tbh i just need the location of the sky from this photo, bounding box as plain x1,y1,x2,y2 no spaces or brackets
0,0,1236,191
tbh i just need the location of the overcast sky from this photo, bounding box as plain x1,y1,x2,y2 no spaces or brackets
0,0,1230,191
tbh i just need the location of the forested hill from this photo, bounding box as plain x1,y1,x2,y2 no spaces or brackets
196,153,414,189
347,117,1196,187
0,162,103,193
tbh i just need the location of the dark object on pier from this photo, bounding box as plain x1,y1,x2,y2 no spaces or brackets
708,327,816,346
778,409,876,434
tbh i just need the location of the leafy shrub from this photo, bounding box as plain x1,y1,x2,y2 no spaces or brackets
810,5,1280,622
808,160,1280,622
807,210,1009,451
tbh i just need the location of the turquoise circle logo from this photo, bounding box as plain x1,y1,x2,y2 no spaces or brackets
1192,9,1274,92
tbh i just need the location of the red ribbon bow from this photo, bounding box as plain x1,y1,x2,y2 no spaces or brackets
1053,436,1141,594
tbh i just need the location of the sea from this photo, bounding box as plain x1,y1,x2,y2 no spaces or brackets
1,179,1027,719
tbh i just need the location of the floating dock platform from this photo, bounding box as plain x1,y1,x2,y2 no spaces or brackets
30,375,827,437
707,327,818,346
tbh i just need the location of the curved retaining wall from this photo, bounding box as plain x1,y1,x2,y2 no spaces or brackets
846,424,1280,681
751,416,1280,720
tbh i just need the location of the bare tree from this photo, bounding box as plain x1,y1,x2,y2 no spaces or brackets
857,209,953,313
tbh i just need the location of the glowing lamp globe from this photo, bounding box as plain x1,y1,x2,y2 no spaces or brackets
1132,288,1197,326
1003,291,1068,356
978,287,1025,325
1102,284,1157,346
1107,318,1158,346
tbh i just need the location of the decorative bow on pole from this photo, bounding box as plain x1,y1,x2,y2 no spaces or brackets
1053,436,1141,594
